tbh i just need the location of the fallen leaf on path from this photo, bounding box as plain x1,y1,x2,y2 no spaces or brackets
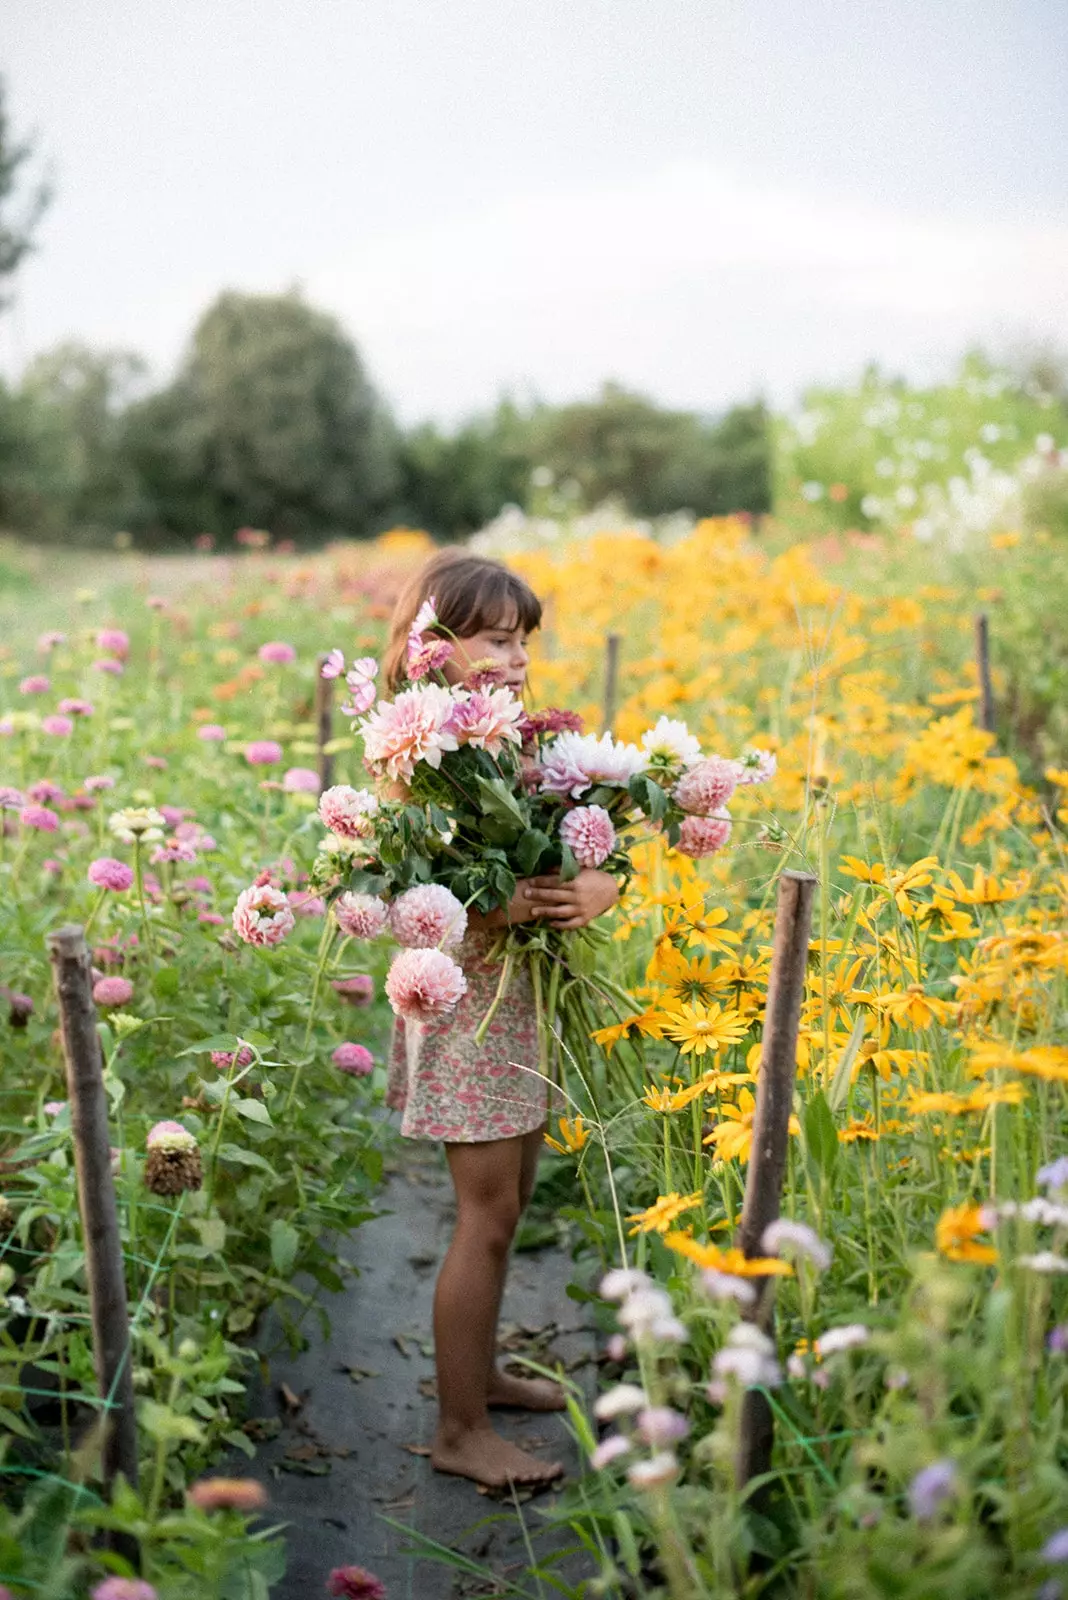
417,1377,438,1400
339,1364,380,1383
401,1442,432,1457
279,1382,305,1413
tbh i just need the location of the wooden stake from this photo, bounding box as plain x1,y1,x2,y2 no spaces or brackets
603,632,621,734
315,656,335,791
975,613,995,735
47,924,139,1490
735,869,817,1494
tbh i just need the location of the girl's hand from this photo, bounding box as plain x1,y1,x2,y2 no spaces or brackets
523,870,620,930
469,877,545,931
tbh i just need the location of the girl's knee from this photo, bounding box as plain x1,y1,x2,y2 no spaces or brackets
460,1193,520,1256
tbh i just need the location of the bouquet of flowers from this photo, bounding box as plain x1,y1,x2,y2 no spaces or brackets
298,602,775,1069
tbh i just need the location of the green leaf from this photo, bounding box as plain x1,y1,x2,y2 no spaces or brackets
139,1400,205,1443
270,1218,300,1278
179,1033,240,1056
195,1216,227,1252
827,1014,865,1113
516,828,553,875
218,1143,277,1175
803,1090,839,1179
475,775,527,829
234,1097,273,1126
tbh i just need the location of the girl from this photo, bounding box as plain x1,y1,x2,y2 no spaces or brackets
383,550,618,1489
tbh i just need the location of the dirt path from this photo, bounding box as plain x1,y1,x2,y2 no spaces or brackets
242,1143,599,1597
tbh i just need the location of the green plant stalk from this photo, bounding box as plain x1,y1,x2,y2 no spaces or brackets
133,838,155,967
286,919,338,1111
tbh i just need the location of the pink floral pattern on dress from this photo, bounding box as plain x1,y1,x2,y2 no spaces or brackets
386,930,559,1142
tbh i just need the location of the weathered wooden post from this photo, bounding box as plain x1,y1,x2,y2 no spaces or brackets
603,632,621,734
975,613,995,736
735,870,817,1493
47,924,139,1490
315,654,335,791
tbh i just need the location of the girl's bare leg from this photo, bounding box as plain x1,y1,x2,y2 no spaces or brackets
431,1134,564,1487
486,1121,567,1413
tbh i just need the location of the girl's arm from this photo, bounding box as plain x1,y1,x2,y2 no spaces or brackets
521,870,619,931
468,879,544,932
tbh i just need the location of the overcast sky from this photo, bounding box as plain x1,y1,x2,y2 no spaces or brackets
4,0,1068,424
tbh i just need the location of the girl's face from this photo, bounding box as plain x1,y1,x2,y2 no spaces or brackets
444,610,531,693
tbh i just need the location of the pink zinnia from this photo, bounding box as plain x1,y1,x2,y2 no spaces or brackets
333,891,390,939
321,648,345,679
674,757,740,817
258,641,296,665
59,698,93,716
676,810,732,858
559,804,616,868
245,740,283,766
341,657,378,717
83,774,115,791
30,780,64,803
97,627,129,658
406,635,454,681
385,947,467,1022
88,857,135,891
390,884,467,949
93,658,124,676
331,974,374,1006
232,882,295,947
211,1045,255,1070
446,688,525,757
326,1564,387,1599
197,724,227,742
93,976,134,1007
42,714,74,737
735,747,777,785
360,683,459,782
283,766,321,794
19,674,50,694
187,1476,267,1512
37,630,65,652
332,1042,374,1076
0,787,24,809
160,805,189,825
20,804,58,832
288,888,326,917
319,784,379,840
91,1581,158,1600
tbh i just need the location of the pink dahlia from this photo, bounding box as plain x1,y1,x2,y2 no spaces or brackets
211,1045,255,1070
332,1042,374,1076
245,740,283,766
326,1566,387,1599
321,648,345,679
59,698,93,716
287,888,326,917
20,804,58,832
258,640,296,664
319,784,379,840
385,947,467,1022
232,882,296,947
91,1581,158,1600
93,976,135,1007
88,856,135,891
446,688,525,756
341,657,378,717
538,731,646,799
19,674,50,694
390,884,467,949
97,627,129,658
197,724,227,742
333,891,390,939
360,683,459,782
406,635,454,681
735,747,777,785
674,757,740,816
331,974,374,1006
559,804,616,868
283,766,321,794
676,810,732,858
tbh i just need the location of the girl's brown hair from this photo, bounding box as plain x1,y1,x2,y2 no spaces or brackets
383,550,542,692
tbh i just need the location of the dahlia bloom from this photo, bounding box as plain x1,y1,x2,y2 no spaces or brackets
333,892,390,939
735,747,778,785
518,707,585,744
321,648,346,679
20,804,58,832
258,641,296,664
360,683,459,782
88,857,135,892
331,974,375,1006
406,635,454,681
232,882,296,947
93,976,134,1007
319,784,379,841
538,730,647,798
326,1565,387,1599
42,714,74,737
197,724,227,742
341,657,378,717
385,947,467,1022
97,627,129,658
283,766,321,794
676,811,732,858
288,888,326,917
245,740,283,766
446,687,524,756
674,756,740,816
559,804,616,868
19,675,50,694
641,716,702,769
390,884,467,949
187,1476,267,1512
332,1042,375,1076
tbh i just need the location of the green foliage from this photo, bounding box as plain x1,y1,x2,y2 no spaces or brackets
0,77,52,313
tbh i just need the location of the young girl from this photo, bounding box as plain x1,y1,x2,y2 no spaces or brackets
383,550,618,1489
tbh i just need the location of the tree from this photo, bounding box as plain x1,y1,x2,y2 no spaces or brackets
395,400,532,538
0,77,52,313
126,290,399,543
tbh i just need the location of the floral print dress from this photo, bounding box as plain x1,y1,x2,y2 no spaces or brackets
385,930,557,1142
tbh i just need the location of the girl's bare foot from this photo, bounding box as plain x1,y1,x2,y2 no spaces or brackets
487,1370,567,1411
431,1423,564,1488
